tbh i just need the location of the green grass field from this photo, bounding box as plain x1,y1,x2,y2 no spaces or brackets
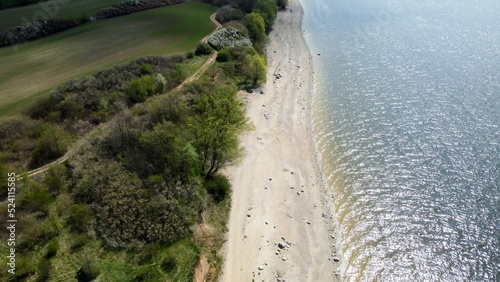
0,0,121,32
0,1,216,116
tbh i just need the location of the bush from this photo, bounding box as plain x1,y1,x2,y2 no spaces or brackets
232,8,242,20
45,238,60,259
31,124,71,165
215,6,234,24
136,242,160,265
36,258,52,282
216,49,230,62
44,164,67,194
66,204,91,232
195,42,212,56
134,265,162,281
186,51,194,59
141,63,155,75
78,15,90,24
70,234,88,252
204,175,231,202
76,258,99,282
160,253,177,272
21,182,54,216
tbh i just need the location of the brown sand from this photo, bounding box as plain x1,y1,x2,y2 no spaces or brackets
220,0,340,280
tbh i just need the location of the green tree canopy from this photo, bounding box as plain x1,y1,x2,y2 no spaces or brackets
189,85,254,178
253,0,278,32
245,13,267,44
244,54,267,87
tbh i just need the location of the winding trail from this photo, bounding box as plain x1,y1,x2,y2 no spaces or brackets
16,13,222,180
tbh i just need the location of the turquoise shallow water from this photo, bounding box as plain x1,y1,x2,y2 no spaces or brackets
300,0,500,280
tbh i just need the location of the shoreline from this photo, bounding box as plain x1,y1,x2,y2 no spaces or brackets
221,0,340,280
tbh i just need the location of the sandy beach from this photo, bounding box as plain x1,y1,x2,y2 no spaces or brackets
220,0,340,280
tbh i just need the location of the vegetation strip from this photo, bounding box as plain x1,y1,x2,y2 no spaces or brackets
0,0,283,280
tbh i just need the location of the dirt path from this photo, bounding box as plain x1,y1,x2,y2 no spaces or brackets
174,12,221,90
18,13,222,180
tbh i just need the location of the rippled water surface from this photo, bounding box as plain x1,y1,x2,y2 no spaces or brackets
300,0,500,280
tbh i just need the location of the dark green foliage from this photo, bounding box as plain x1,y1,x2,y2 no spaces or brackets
0,18,78,47
216,49,230,62
1,0,48,9
43,164,67,194
36,258,52,282
160,253,177,272
240,0,257,13
44,238,60,259
204,175,231,202
195,42,212,56
70,233,88,252
17,220,58,253
128,75,157,103
216,6,235,24
186,51,195,59
141,63,155,75
134,265,162,281
253,0,278,32
66,204,91,232
0,157,8,198
32,124,71,165
94,0,184,20
76,257,100,282
77,15,90,24
29,55,184,122
136,242,160,265
9,256,36,280
232,8,242,20
21,182,54,216
275,0,287,10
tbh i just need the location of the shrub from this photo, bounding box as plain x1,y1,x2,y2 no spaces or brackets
136,242,160,265
134,265,162,281
45,238,60,259
216,49,230,62
44,164,67,194
31,124,71,165
160,253,177,272
195,42,212,56
253,0,278,32
76,258,99,282
66,204,91,232
78,15,90,24
186,51,194,59
141,63,155,75
21,182,54,216
204,175,231,202
215,6,234,24
70,234,88,252
37,258,52,282
232,8,242,20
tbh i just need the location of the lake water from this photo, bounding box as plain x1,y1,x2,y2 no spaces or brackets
300,0,500,280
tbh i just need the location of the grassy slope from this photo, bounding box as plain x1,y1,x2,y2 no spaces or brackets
0,1,216,117
0,0,121,32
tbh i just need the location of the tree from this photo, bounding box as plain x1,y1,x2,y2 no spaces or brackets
245,13,266,44
253,0,278,32
275,0,287,10
22,182,54,216
128,75,157,103
244,54,267,87
195,42,212,56
189,85,254,178
32,124,72,164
